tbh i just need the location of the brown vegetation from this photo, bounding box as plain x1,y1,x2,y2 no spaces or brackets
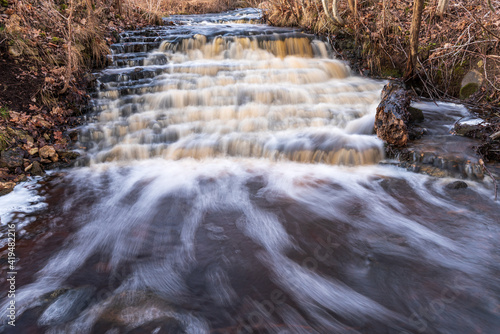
264,0,500,105
162,0,251,15
0,0,165,192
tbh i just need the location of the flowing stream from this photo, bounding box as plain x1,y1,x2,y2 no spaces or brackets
1,8,499,334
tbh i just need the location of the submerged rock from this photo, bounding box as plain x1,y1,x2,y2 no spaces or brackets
38,286,96,327
374,82,412,147
445,181,468,189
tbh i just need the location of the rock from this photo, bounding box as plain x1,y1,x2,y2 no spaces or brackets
28,147,39,156
38,286,96,327
453,121,484,138
39,145,58,162
58,150,80,160
445,181,468,189
408,107,424,123
460,70,483,99
31,161,44,176
0,181,15,196
374,82,412,147
0,147,24,168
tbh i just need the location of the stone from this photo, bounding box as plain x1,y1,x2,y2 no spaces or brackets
453,121,484,138
28,147,39,156
460,70,483,99
0,181,15,196
445,181,468,189
38,286,96,327
58,150,80,160
408,107,424,123
39,145,58,162
374,82,412,147
30,161,44,176
0,147,24,168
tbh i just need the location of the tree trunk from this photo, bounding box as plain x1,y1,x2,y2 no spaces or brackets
488,0,495,12
321,0,344,26
347,0,355,12
115,0,122,15
404,0,424,81
436,0,449,18
382,0,387,33
60,0,74,95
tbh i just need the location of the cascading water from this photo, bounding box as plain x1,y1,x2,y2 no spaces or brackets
1,8,499,334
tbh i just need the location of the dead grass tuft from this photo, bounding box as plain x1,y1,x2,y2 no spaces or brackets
264,0,500,104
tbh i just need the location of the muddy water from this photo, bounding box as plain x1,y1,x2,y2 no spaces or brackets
1,8,500,334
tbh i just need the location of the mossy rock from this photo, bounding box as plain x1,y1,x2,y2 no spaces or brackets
460,70,483,99
460,82,479,99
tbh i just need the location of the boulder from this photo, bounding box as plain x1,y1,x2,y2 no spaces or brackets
39,145,58,162
374,83,412,147
30,161,44,176
0,147,24,168
0,181,15,196
460,70,483,99
408,106,424,123
445,181,468,190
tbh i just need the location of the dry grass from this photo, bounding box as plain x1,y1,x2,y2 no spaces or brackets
0,0,168,106
162,0,256,15
264,0,500,104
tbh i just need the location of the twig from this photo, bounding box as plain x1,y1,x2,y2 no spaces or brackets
459,2,500,41
483,56,500,92
480,159,498,201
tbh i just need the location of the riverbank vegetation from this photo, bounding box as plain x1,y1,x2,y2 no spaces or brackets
263,0,500,105
0,0,167,193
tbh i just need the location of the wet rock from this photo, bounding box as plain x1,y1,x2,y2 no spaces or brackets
0,147,24,168
460,70,483,99
39,145,58,162
58,150,80,160
445,181,468,189
92,290,185,333
453,121,484,138
0,181,15,196
30,161,44,176
375,82,412,147
408,107,424,123
38,286,96,327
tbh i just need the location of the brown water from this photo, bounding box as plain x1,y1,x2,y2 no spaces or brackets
1,8,499,334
